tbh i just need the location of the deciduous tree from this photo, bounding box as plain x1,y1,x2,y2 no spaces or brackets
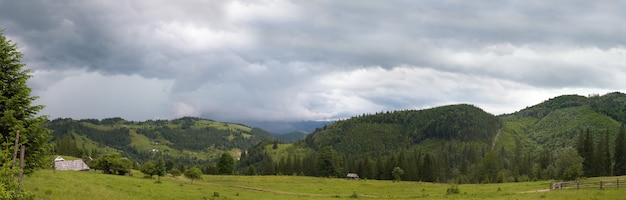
90,153,132,175
391,167,404,182
217,152,235,175
140,161,158,178
554,147,583,181
184,167,202,184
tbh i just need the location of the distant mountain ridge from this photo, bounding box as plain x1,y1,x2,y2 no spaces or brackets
234,120,333,134
46,117,276,165
274,131,308,142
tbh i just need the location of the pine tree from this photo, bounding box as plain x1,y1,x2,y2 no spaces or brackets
511,136,525,180
421,153,436,182
1,30,50,199
245,165,258,175
277,157,287,175
1,30,51,173
579,128,596,177
375,157,385,180
301,153,316,176
260,155,275,175
480,151,502,183
396,150,409,181
156,157,166,181
292,155,303,175
359,154,374,179
614,124,626,176
598,128,612,176
285,156,294,175
316,146,344,177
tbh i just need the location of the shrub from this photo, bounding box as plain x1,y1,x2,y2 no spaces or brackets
350,191,358,198
446,185,460,194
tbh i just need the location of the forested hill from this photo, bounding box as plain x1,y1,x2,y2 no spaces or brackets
501,92,626,149
45,117,275,165
303,92,626,158
267,92,626,183
304,104,503,158
511,92,626,123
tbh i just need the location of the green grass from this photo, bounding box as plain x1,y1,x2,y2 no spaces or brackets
193,120,252,132
23,170,626,199
264,144,315,162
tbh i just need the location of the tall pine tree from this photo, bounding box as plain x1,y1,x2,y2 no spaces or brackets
578,128,596,177
420,153,436,182
614,124,626,176
1,30,51,171
597,128,612,176
1,29,51,199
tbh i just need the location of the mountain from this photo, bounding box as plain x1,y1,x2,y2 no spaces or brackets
239,92,626,183
301,92,626,158
274,131,308,143
236,120,333,134
303,104,502,158
46,117,276,165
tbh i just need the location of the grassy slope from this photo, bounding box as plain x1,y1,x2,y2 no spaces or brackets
49,118,273,162
23,170,626,200
264,143,315,162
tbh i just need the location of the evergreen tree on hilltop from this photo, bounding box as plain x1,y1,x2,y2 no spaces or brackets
1,30,51,180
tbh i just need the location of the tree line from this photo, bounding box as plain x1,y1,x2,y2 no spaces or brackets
79,123,626,186
234,124,626,183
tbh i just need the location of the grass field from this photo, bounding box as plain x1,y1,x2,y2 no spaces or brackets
22,170,626,200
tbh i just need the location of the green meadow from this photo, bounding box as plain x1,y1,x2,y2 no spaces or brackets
23,170,626,200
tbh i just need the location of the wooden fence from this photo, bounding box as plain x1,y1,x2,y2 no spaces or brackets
550,179,625,190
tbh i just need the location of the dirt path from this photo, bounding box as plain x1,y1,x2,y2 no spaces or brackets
228,185,379,198
519,189,550,193
491,129,502,150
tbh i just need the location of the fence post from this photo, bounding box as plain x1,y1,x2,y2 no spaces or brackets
600,180,603,190
618,178,620,189
18,145,25,184
549,182,552,191
577,181,579,189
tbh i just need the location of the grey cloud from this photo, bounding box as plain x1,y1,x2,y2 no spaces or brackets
3,0,626,121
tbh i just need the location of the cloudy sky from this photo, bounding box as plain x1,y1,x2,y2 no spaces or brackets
1,0,625,122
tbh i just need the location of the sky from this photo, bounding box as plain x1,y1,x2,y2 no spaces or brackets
1,0,625,122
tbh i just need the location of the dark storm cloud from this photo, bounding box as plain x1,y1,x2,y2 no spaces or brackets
1,0,625,121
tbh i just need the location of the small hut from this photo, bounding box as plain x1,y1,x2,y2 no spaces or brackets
54,156,90,171
346,173,360,180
